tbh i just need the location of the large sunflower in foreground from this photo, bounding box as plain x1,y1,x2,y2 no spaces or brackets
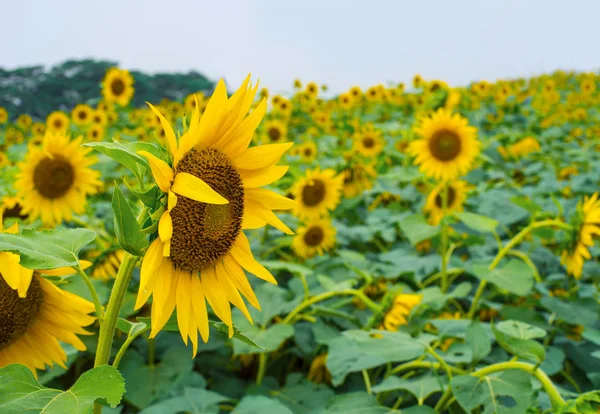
0,218,95,374
102,68,135,107
423,181,468,225
135,76,295,355
14,132,102,227
561,193,600,279
292,218,336,259
408,108,480,181
291,168,344,220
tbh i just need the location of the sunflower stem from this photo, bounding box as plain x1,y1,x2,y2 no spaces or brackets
440,183,450,293
467,219,569,318
112,326,150,369
75,265,105,322
256,352,268,385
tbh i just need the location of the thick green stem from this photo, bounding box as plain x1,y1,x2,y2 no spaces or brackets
256,352,268,385
472,361,566,409
75,266,105,322
467,219,568,318
282,289,382,324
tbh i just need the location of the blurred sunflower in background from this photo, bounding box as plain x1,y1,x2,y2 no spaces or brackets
71,104,93,127
409,108,479,181
561,193,600,278
298,141,318,162
46,111,70,134
86,124,105,142
263,119,288,143
135,76,295,354
353,124,385,157
424,181,468,225
292,218,336,259
342,162,377,198
380,293,422,331
292,168,343,219
14,132,102,226
0,107,8,124
102,67,135,107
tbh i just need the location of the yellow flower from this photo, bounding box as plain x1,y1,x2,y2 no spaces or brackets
342,162,377,198
298,141,318,162
263,119,288,143
135,76,295,355
381,294,422,331
292,168,343,219
292,218,336,259
86,124,105,142
16,114,32,131
424,181,468,225
46,111,70,134
408,108,480,181
0,107,8,124
14,132,102,227
31,122,45,138
101,67,135,106
353,124,385,158
307,354,331,384
71,104,94,126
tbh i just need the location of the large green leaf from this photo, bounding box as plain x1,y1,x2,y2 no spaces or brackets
492,322,545,363
231,314,294,355
112,185,148,255
455,211,499,233
325,330,427,386
451,370,533,414
372,374,446,404
233,396,293,414
540,297,598,326
140,388,227,414
495,320,546,340
85,141,149,177
466,321,492,362
0,364,125,413
470,259,534,296
399,214,440,245
0,228,95,269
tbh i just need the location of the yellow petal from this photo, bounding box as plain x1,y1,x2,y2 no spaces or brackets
41,260,94,276
246,188,296,210
190,274,210,343
0,252,22,291
222,255,261,310
232,142,294,171
241,165,289,188
172,173,229,204
176,272,192,345
245,200,294,235
221,98,267,158
201,265,233,336
138,151,173,192
158,211,173,242
135,239,163,310
229,233,277,284
17,267,34,298
147,103,177,158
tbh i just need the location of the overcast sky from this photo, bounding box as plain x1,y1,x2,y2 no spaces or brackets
1,0,598,95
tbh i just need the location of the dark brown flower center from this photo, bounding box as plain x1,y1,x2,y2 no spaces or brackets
0,276,43,350
53,119,63,130
429,129,462,161
268,127,281,141
363,136,375,149
302,179,326,207
435,186,457,208
170,148,244,272
33,155,75,199
111,78,126,96
304,226,324,247
304,148,313,157
78,110,87,120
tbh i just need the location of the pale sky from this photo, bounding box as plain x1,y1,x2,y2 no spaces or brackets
1,0,598,95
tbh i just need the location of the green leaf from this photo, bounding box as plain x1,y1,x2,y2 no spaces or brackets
492,322,545,363
466,321,492,362
231,315,294,355
0,364,125,413
399,214,440,245
455,211,499,233
260,260,313,277
124,179,160,208
555,390,600,414
420,282,472,311
274,374,335,413
325,330,427,386
0,228,95,270
85,140,148,177
116,318,148,337
372,374,446,404
140,388,228,414
112,185,148,255
451,370,533,414
540,296,598,326
495,320,546,340
510,196,543,214
233,396,293,414
471,259,534,296
324,392,388,414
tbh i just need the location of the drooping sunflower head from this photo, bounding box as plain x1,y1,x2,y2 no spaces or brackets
561,193,600,279
71,104,93,126
135,76,296,354
14,131,102,227
292,218,336,259
380,293,422,332
101,67,135,107
292,168,343,220
46,111,70,134
342,162,377,198
408,108,480,181
423,181,468,225
0,272,95,374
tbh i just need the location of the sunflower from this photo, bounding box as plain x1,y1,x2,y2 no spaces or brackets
0,107,7,124
305,82,319,98
31,122,45,138
91,110,108,126
87,124,105,142
16,114,32,131
264,119,288,143
413,74,425,89
353,124,384,157
342,162,377,198
185,92,206,114
89,249,125,281
292,218,336,259
380,293,422,331
46,111,70,134
292,168,343,220
349,86,362,100
102,67,135,106
14,132,102,227
298,141,317,162
365,85,384,102
307,354,331,384
408,108,480,181
338,93,353,110
561,193,600,279
71,104,93,126
0,196,26,223
424,181,468,225
134,76,295,355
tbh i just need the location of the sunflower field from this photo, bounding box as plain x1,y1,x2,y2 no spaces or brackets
0,67,599,414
